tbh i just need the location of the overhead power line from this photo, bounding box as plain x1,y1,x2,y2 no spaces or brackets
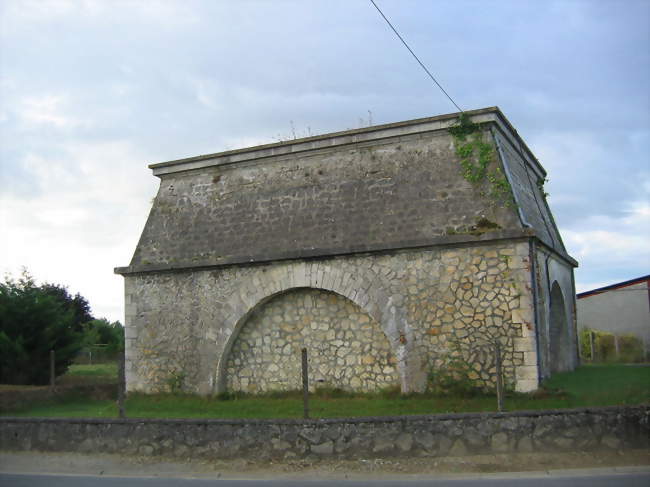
369,0,463,113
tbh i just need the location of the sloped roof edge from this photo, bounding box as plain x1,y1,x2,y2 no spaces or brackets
577,274,650,299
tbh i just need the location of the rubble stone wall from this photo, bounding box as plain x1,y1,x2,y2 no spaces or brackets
225,288,399,393
2,406,647,460
124,239,539,395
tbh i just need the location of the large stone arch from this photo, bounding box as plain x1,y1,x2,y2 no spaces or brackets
223,287,400,393
211,262,416,393
549,280,571,373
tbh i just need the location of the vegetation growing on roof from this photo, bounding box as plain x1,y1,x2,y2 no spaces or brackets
537,177,550,198
448,113,515,208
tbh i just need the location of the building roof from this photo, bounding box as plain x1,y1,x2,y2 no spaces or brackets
116,107,575,275
577,274,650,299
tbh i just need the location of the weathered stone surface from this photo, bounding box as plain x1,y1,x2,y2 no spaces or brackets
20,406,626,460
490,432,509,453
116,108,578,396
601,435,622,449
372,435,394,454
449,439,468,456
395,433,413,452
311,441,334,455
226,289,398,393
121,239,568,395
124,110,530,272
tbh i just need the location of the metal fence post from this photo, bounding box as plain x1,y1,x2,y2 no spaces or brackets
301,348,309,419
49,350,55,390
117,349,126,418
494,342,504,412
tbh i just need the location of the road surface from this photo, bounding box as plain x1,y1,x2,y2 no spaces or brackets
2,471,649,486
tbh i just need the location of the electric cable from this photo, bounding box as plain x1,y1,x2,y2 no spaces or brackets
369,0,463,113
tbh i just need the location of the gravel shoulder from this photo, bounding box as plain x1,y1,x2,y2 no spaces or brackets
1,450,648,480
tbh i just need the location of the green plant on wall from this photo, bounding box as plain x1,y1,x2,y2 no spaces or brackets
427,354,482,397
536,177,550,198
448,113,515,208
165,369,186,394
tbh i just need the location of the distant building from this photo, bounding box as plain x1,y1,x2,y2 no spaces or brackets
577,275,650,350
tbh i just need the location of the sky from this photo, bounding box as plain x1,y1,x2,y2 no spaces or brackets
1,0,648,323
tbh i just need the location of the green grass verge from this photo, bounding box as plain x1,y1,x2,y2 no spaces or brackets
541,364,650,407
3,365,648,419
54,363,118,386
66,363,118,378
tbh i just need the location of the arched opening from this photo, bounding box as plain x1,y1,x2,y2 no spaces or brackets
549,281,570,373
223,287,399,393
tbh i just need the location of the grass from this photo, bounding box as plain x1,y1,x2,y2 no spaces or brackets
65,363,118,377
2,364,648,419
540,364,650,407
56,363,118,386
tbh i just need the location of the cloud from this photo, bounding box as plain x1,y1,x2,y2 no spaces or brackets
565,229,648,262
19,94,84,129
1,139,158,321
0,0,198,26
1,0,648,321
562,196,650,291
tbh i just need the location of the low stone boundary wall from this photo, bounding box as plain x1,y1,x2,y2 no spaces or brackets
0,384,116,413
1,406,647,460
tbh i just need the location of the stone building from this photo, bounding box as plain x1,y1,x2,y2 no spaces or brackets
115,107,578,395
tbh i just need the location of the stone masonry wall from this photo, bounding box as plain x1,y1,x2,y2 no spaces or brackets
124,239,539,395
226,288,399,393
126,115,522,272
118,109,578,397
2,407,648,460
533,247,578,378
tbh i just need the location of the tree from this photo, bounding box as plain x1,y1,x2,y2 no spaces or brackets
0,270,87,385
82,318,125,356
40,282,94,332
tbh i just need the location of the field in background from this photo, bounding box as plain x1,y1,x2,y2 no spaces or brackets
2,364,648,419
56,363,118,386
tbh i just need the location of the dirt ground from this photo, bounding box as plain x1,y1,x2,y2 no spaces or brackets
1,449,648,480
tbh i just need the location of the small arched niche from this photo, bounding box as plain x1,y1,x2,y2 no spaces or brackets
224,287,399,393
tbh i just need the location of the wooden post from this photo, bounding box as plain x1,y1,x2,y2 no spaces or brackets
589,331,596,362
614,335,620,360
301,348,309,420
49,350,55,390
494,342,504,412
117,349,126,418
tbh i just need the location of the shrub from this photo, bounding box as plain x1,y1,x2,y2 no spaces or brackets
76,319,125,363
427,358,484,397
0,271,85,385
579,328,646,363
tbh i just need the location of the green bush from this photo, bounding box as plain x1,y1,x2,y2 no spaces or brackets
0,271,84,385
579,328,646,363
426,359,485,397
75,319,124,364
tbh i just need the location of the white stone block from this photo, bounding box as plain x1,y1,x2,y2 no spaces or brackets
125,326,138,339
516,365,538,380
125,302,137,316
515,378,538,392
514,337,535,352
523,351,538,366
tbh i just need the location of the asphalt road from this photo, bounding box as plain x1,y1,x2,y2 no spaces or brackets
2,472,649,486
